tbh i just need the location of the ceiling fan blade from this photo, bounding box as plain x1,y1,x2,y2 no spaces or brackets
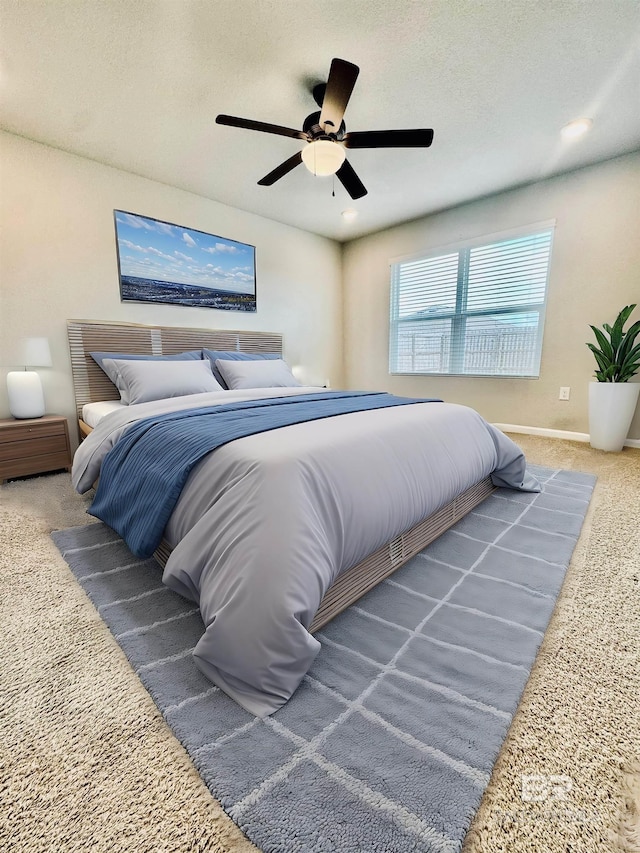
319,59,359,133
336,159,367,200
257,151,303,186
216,114,308,141
344,129,434,149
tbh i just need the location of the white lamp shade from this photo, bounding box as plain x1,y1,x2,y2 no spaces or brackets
301,140,346,176
7,371,46,418
21,337,52,368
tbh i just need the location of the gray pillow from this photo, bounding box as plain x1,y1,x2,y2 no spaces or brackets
103,358,223,405
215,358,302,390
90,350,202,395
202,350,281,388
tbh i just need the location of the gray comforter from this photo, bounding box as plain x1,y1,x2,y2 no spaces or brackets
73,387,539,716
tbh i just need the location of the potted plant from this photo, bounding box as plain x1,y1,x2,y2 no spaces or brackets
587,304,640,451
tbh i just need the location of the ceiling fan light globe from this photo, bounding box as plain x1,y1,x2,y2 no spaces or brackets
301,140,346,176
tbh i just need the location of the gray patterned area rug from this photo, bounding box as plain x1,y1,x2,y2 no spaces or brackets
52,465,595,853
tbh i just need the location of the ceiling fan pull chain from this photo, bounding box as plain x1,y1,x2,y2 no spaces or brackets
332,173,335,197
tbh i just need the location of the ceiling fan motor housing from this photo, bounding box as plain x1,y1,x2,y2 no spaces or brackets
302,110,345,140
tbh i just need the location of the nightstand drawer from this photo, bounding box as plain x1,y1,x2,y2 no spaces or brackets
0,433,67,461
0,419,66,445
0,451,71,481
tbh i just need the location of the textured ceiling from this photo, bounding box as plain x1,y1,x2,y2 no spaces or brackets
1,0,639,241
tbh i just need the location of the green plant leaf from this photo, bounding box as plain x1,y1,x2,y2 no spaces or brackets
588,325,614,361
623,341,640,363
619,342,640,369
609,315,625,355
588,305,639,382
612,306,635,355
618,320,640,363
587,343,610,375
618,363,640,382
618,304,637,325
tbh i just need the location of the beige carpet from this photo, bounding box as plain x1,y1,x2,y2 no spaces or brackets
1,435,638,853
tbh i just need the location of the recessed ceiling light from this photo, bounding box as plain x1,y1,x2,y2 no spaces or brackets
341,208,358,222
560,118,593,140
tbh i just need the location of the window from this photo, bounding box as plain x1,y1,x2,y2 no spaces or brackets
389,225,554,378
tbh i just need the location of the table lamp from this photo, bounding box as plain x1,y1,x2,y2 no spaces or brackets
6,337,52,419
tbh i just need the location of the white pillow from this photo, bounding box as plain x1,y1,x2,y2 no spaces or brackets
215,358,302,390
103,358,223,405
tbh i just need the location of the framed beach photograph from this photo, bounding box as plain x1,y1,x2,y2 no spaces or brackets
113,210,256,312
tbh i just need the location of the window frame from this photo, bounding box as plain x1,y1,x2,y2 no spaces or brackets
389,221,555,379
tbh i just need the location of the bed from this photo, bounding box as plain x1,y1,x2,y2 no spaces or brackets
68,319,539,716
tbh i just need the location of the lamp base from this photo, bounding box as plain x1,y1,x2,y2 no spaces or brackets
7,371,46,419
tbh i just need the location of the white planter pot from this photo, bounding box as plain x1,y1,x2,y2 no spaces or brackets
588,381,640,451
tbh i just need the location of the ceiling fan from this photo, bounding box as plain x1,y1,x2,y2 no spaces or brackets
216,58,434,200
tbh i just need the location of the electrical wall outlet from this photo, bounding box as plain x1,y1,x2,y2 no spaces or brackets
559,386,571,401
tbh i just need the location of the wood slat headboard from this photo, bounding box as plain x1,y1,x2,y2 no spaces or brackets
67,319,283,419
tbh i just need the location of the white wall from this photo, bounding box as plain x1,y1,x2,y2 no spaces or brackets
2,133,639,449
342,151,640,440
0,131,343,447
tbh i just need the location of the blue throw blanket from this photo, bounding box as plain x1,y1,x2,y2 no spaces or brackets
89,391,441,558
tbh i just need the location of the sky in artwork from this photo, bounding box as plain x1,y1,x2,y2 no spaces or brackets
114,211,256,294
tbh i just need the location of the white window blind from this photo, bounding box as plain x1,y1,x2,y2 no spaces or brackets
389,226,554,378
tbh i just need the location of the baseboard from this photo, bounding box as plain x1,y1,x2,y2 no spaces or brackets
493,423,640,450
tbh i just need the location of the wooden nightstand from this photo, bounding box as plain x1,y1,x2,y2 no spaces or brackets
0,415,72,483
